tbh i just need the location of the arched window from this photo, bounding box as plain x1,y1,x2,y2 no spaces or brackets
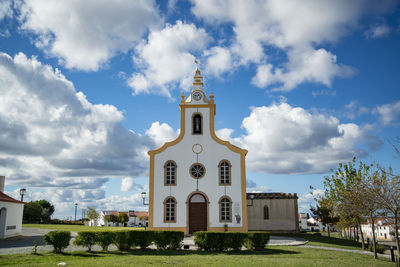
164,161,177,186
219,160,231,185
192,113,202,134
263,205,269,220
164,197,176,223
219,196,232,222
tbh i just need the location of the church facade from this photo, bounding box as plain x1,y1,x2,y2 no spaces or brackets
148,69,248,234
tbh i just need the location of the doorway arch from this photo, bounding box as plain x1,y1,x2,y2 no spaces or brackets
0,207,7,239
186,192,209,234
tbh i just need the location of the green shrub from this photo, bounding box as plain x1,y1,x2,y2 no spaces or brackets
131,230,154,250
112,230,130,251
43,230,71,253
95,231,114,251
369,243,385,254
73,231,96,252
245,232,270,251
153,231,184,250
194,232,247,251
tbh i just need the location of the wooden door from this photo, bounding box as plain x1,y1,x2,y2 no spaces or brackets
189,194,207,234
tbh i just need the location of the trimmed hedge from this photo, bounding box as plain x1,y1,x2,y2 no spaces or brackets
73,231,96,252
112,230,131,251
95,231,114,251
194,231,269,251
245,232,270,251
131,230,154,250
43,230,71,253
153,231,184,250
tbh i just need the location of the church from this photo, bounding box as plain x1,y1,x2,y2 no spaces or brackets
148,69,299,235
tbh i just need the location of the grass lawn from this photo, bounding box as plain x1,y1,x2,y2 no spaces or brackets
23,224,144,232
276,232,364,250
0,246,392,267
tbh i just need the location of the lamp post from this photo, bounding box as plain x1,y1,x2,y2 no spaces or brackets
19,188,26,202
247,194,255,206
141,192,148,206
74,203,78,224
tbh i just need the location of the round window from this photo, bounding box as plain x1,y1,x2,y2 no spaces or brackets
190,163,205,179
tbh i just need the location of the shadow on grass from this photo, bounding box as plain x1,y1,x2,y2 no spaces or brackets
59,247,299,258
275,233,362,249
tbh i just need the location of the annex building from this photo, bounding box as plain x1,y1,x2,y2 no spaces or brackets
148,69,298,235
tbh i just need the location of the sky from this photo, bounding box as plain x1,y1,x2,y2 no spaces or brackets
0,0,399,219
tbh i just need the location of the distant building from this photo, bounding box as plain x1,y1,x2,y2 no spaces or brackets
90,210,148,227
298,213,337,232
247,192,299,233
0,176,24,239
361,218,399,241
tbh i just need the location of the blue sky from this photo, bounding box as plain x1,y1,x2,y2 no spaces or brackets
0,0,399,219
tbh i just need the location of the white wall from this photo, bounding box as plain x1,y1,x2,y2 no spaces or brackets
0,201,24,238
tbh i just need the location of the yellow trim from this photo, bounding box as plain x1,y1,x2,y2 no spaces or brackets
150,226,187,233
149,155,154,229
208,227,247,232
241,153,248,232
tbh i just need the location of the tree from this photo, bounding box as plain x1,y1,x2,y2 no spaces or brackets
105,214,119,225
23,202,42,222
370,167,400,260
23,200,55,223
87,207,99,226
37,200,55,222
118,213,129,226
310,197,339,238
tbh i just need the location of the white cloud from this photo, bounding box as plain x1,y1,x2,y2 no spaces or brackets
365,23,391,39
218,103,371,174
0,0,12,21
17,0,161,71
145,121,179,147
0,52,156,190
128,21,210,97
374,101,400,126
121,177,134,192
204,46,232,77
252,48,355,91
246,179,271,193
191,0,394,91
298,189,325,212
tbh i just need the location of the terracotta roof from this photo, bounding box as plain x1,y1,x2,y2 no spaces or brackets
247,192,298,199
0,191,25,204
134,211,148,217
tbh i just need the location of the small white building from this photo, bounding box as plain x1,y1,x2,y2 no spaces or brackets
0,176,24,239
361,218,399,241
90,210,148,227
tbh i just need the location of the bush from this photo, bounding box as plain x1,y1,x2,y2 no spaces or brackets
194,232,247,252
153,231,184,250
112,230,130,251
245,232,270,251
369,243,385,254
43,231,71,253
73,231,96,252
131,230,154,250
95,231,114,251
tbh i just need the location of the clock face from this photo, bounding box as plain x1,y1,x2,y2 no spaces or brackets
192,91,202,101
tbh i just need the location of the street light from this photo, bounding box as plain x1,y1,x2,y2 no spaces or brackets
141,192,148,205
19,188,26,202
74,203,78,224
247,194,255,207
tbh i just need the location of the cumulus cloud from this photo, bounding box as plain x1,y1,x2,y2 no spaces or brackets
0,52,156,190
0,0,12,21
246,179,271,193
204,46,232,77
374,101,400,126
120,177,134,192
191,0,394,91
17,0,161,71
128,21,210,97
145,122,179,147
298,189,325,212
365,23,391,39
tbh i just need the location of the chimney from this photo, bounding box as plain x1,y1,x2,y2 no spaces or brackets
0,176,5,192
